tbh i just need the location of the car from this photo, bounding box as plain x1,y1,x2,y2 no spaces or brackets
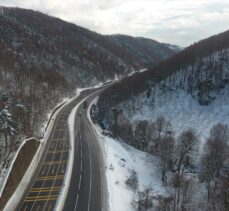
102,130,113,137
83,101,88,109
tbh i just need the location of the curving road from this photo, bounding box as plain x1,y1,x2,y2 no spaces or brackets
16,86,108,211
63,92,105,211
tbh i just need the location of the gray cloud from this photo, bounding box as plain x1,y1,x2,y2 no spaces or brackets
1,0,229,46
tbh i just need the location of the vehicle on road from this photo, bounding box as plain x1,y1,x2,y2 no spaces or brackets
102,130,113,137
83,101,88,109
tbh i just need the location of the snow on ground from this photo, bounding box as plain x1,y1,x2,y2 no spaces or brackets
0,148,17,196
118,50,229,150
88,99,165,211
104,137,164,211
126,84,229,149
90,79,229,210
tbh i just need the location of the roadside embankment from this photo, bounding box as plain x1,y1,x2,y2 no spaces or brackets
0,139,40,210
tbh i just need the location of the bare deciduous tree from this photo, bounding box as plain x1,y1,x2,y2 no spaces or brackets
158,135,175,184
135,120,149,150
149,116,173,154
168,174,195,211
176,129,199,178
132,188,153,211
201,123,229,208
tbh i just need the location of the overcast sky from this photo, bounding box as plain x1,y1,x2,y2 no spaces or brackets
1,0,229,46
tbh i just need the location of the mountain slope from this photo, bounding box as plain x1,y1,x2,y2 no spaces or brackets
98,29,229,116
97,29,229,143
0,7,138,87
0,6,177,138
108,34,179,67
96,29,229,211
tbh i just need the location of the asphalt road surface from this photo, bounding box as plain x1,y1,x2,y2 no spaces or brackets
17,87,106,211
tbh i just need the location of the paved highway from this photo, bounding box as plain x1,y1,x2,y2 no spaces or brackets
63,93,104,211
16,87,107,211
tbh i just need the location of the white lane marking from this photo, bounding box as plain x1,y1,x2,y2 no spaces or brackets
51,165,56,175
61,163,65,174
41,166,46,176
80,159,83,173
74,195,79,211
59,142,62,149
86,141,92,211
79,174,82,190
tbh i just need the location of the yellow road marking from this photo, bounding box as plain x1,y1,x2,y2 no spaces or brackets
24,197,58,202
36,175,64,181
30,187,61,193
26,195,58,200
36,205,40,211
37,174,64,179
23,206,27,211
31,186,61,191
43,160,68,165
48,150,68,153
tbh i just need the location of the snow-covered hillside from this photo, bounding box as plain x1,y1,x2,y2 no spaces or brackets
128,87,229,145
97,47,229,211
115,49,229,144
